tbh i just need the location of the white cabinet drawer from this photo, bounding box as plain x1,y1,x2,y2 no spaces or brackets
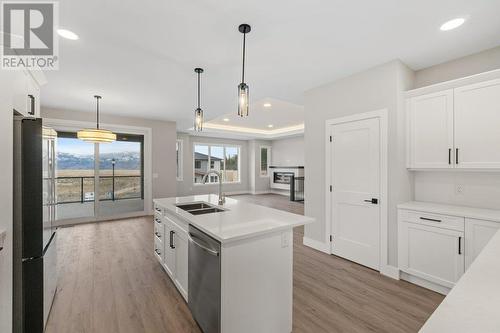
399,209,464,231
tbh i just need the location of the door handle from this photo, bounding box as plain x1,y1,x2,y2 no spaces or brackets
188,233,219,256
456,148,459,164
448,148,451,165
28,94,35,115
458,236,462,255
169,230,175,249
364,198,378,204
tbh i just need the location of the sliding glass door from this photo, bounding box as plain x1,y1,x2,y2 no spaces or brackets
55,131,144,221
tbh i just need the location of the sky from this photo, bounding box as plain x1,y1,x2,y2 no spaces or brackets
57,138,140,155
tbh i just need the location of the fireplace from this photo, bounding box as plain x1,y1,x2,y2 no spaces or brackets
273,172,295,185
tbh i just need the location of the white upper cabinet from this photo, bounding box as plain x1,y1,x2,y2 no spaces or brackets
407,90,454,169
454,79,500,169
406,74,500,170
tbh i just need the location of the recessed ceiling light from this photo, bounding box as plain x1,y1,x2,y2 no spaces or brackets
267,124,274,128
440,18,466,31
223,118,230,122
263,103,272,108
57,28,79,40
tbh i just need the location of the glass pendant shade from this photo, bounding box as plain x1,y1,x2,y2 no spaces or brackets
77,95,116,143
194,107,203,131
238,82,249,117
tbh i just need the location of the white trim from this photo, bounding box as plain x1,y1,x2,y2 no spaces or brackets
43,118,154,218
324,109,389,274
400,272,450,295
380,265,400,280
251,190,272,195
198,123,304,139
176,139,183,181
302,237,330,254
53,211,148,227
259,145,272,177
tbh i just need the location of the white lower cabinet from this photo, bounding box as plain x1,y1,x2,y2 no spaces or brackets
171,221,188,300
153,210,189,302
465,218,500,269
399,221,464,288
399,205,500,293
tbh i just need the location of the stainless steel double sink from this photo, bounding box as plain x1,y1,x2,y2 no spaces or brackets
176,202,225,215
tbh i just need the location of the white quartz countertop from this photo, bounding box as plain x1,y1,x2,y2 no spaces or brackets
420,228,500,332
153,194,314,243
398,201,500,223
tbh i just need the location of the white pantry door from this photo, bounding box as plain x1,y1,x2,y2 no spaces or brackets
330,117,380,270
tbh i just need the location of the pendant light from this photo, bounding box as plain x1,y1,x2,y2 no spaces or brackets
238,23,251,117
194,68,204,131
77,95,116,143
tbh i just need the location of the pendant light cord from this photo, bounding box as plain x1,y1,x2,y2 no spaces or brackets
241,31,246,83
96,96,100,129
197,72,201,109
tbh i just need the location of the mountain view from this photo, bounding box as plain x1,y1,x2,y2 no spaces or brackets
57,152,141,170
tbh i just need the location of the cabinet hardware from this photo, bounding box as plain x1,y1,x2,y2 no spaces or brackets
155,218,161,224
155,232,161,239
155,249,161,256
419,217,441,223
448,148,451,165
170,230,175,249
28,94,35,115
456,148,459,164
458,236,462,255
364,198,378,204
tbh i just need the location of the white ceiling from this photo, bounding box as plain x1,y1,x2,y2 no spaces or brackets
43,0,500,131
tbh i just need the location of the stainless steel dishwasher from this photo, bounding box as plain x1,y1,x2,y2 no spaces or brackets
188,225,221,333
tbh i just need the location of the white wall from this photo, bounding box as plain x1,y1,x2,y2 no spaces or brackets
412,45,500,209
303,60,413,267
41,107,177,200
415,46,500,88
271,136,304,166
176,134,250,196
248,139,273,194
0,72,14,333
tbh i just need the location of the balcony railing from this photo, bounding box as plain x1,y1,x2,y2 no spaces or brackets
55,175,143,204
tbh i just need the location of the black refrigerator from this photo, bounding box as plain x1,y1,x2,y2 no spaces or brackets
13,116,58,333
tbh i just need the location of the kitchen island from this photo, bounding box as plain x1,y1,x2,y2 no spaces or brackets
152,194,313,333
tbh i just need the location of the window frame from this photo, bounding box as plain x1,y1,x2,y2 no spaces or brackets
192,142,241,185
176,139,183,181
259,145,272,177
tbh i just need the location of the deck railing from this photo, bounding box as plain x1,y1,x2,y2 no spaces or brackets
55,175,143,204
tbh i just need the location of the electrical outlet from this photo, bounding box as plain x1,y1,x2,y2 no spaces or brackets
456,184,464,195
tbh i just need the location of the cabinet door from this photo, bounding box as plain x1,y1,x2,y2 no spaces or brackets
407,90,454,169
454,79,500,168
162,218,175,278
399,221,464,288
172,222,188,301
465,218,500,269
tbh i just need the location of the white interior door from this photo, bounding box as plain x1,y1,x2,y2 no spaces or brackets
330,117,380,270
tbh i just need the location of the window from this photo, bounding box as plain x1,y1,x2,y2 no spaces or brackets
194,144,240,184
176,139,183,181
260,146,271,176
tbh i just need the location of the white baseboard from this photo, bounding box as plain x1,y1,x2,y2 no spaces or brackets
302,237,330,254
400,272,450,295
380,265,400,280
250,190,271,195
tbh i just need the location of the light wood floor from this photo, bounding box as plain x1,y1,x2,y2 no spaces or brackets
46,194,443,333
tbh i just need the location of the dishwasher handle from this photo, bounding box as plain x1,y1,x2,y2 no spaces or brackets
188,233,219,257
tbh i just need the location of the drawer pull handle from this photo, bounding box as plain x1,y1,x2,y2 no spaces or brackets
419,217,442,223
155,218,161,224
155,249,161,256
155,232,161,239
170,230,176,249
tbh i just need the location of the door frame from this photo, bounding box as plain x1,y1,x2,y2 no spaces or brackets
325,109,388,272
43,118,153,226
